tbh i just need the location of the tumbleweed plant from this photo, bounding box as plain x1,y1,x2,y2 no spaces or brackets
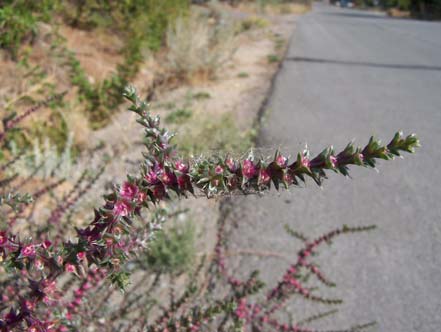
0,86,419,332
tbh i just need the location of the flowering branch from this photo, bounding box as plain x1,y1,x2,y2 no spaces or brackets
0,86,419,331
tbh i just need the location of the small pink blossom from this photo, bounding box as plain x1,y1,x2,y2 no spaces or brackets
24,300,36,311
283,172,294,185
82,282,92,290
76,252,86,261
228,176,238,190
276,154,288,168
177,174,190,190
225,157,237,172
135,191,147,203
65,263,76,273
42,280,56,295
161,171,176,186
235,298,249,320
113,200,132,217
330,155,338,168
301,156,310,168
42,240,52,249
145,171,159,184
175,160,188,173
242,160,257,179
34,259,44,270
56,256,63,265
153,184,165,200
259,168,271,184
0,231,7,246
215,165,224,175
120,182,138,200
21,244,36,258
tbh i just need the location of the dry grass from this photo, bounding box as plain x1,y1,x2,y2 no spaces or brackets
237,2,311,15
165,12,237,84
387,8,411,18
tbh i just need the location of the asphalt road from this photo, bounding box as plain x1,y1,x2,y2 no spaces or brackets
225,4,441,331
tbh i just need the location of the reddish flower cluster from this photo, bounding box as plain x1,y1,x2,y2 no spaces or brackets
0,87,419,332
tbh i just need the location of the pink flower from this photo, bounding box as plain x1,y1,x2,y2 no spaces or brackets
225,157,238,172
113,200,132,217
235,298,249,320
42,280,57,295
34,259,44,270
175,160,188,173
330,155,338,168
301,156,310,168
283,172,293,185
161,171,176,186
215,165,224,175
56,256,63,265
153,184,165,200
82,282,92,290
135,191,147,203
276,154,288,168
76,252,86,261
120,182,138,200
42,240,52,249
177,174,190,190
242,160,257,179
0,231,7,246
145,170,159,184
259,168,271,185
228,176,238,190
65,263,76,273
24,300,36,311
21,244,36,258
65,312,73,320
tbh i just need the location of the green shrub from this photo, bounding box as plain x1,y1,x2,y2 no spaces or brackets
176,112,255,156
165,108,193,124
145,220,196,274
0,0,58,58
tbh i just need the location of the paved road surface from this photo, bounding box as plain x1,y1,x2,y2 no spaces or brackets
225,4,441,332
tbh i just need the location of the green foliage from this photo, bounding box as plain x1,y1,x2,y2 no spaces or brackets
131,0,190,51
176,113,255,156
63,0,189,51
239,16,269,32
145,220,196,275
192,91,211,100
0,192,33,212
1,0,189,127
0,0,59,58
165,108,193,124
267,54,280,63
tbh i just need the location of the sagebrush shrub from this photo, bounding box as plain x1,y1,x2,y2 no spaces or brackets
0,87,419,332
166,13,237,81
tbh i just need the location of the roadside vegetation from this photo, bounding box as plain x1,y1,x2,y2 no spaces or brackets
9,2,416,332
337,0,441,19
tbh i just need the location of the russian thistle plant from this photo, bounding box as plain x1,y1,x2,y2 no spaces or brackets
0,86,419,332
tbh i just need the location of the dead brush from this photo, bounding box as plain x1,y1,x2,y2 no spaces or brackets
165,12,238,83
